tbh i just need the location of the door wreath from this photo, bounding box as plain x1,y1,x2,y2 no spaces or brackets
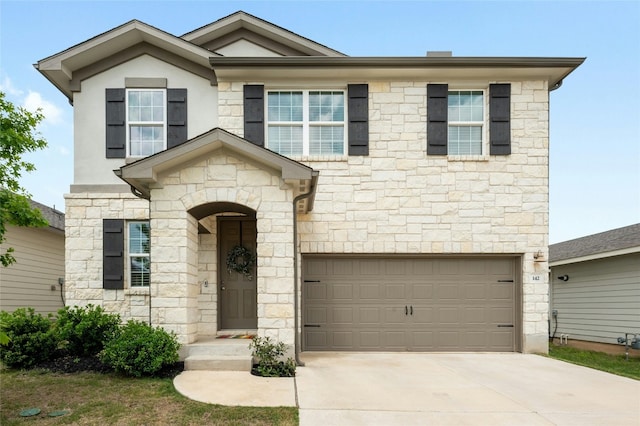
226,245,256,280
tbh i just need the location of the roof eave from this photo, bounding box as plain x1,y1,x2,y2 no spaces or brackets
36,20,214,101
210,56,586,87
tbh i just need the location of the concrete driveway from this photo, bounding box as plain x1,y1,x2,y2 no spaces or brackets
296,352,640,426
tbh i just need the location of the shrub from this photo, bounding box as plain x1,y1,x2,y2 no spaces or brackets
250,336,296,377
55,304,120,357
100,320,180,377
0,308,57,368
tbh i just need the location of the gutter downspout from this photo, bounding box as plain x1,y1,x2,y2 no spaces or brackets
292,172,318,367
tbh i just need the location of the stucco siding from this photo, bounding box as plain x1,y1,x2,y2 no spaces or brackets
0,226,65,314
551,253,640,344
73,54,218,186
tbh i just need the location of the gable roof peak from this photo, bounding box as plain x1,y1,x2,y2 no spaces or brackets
181,10,345,57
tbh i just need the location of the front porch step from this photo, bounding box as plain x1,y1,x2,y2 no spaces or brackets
184,354,252,371
182,337,254,372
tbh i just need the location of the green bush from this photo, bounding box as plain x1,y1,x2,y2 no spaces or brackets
54,304,121,357
100,320,180,377
0,308,57,368
250,336,296,377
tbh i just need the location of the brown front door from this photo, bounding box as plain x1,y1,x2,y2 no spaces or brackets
219,218,257,329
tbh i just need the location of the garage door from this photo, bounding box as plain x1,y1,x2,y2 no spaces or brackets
303,257,517,352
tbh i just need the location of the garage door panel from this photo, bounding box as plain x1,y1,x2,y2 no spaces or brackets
438,307,461,324
411,283,433,299
385,259,409,276
409,306,434,324
359,284,381,299
359,307,382,324
491,283,514,299
359,331,381,348
437,331,460,349
463,307,487,324
491,306,514,323
331,307,354,324
332,260,354,275
358,259,382,275
384,306,407,324
438,284,461,300
305,331,327,349
385,283,406,299
464,284,487,300
303,257,517,352
333,332,354,348
381,331,406,349
491,331,515,350
409,331,435,350
306,282,327,300
306,307,327,325
332,284,354,300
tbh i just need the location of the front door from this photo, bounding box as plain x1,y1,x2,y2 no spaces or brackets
219,218,258,329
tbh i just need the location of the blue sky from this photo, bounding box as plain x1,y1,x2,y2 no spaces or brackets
0,0,638,243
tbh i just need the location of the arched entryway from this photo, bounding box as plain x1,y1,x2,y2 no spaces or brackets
188,202,257,331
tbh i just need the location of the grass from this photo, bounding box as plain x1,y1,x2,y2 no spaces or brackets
0,369,298,425
548,345,640,380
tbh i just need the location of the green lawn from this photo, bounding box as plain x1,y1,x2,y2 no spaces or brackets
548,345,640,380
0,369,298,425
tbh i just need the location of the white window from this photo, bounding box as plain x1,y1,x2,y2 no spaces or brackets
448,90,484,155
267,90,345,156
127,89,166,157
128,221,150,287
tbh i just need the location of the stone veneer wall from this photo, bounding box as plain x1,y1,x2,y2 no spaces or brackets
219,80,550,353
197,216,218,337
149,152,296,345
64,192,151,320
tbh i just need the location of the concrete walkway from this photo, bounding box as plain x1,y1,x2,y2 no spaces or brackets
174,353,640,425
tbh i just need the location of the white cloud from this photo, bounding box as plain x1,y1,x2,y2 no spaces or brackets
0,74,24,97
23,91,64,125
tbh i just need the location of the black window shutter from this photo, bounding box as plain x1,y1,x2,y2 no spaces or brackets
490,83,511,155
167,89,188,149
348,84,369,156
103,219,124,290
244,85,264,147
427,84,448,155
105,89,126,158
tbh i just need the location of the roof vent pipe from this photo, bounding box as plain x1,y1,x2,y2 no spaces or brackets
426,51,453,57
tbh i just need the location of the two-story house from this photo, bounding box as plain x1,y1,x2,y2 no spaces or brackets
36,11,583,359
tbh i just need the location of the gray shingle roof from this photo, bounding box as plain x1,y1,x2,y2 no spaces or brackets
549,223,640,263
29,199,65,232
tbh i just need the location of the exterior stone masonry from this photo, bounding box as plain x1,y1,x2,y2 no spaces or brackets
222,80,551,352
65,79,551,353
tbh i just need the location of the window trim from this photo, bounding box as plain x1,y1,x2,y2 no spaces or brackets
265,89,347,156
125,88,167,158
127,221,150,288
447,88,488,157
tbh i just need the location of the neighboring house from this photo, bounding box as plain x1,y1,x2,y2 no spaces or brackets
550,224,640,353
0,200,65,314
35,11,584,356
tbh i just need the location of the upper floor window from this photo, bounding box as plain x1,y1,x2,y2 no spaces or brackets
267,90,345,156
128,221,150,287
448,90,484,155
127,89,166,157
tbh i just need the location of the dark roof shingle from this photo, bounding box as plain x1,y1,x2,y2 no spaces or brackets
549,223,640,262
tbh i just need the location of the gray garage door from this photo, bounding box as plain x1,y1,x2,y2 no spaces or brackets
303,257,517,352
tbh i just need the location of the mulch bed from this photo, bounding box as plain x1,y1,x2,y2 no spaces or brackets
33,355,184,379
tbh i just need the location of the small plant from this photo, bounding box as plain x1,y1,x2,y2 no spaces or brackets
250,336,296,377
100,320,180,377
54,304,121,357
0,308,57,368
